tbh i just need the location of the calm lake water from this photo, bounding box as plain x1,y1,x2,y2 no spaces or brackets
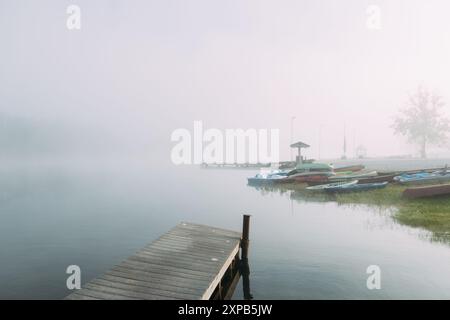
1,158,450,299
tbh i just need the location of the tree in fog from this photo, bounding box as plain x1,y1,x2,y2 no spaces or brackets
392,87,450,158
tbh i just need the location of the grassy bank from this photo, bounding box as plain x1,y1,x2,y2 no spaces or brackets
335,185,450,242
266,183,450,244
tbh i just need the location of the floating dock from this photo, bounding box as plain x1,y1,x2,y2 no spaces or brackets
66,218,250,300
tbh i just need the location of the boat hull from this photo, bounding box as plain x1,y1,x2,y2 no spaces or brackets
397,174,450,185
333,165,365,173
325,182,388,193
294,175,330,183
403,184,450,199
306,180,358,191
357,174,397,184
247,176,291,185
329,170,378,181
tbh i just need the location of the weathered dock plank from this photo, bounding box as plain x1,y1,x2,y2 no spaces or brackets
66,222,241,300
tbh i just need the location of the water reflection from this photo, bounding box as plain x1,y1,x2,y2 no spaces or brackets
247,182,337,204
1,163,450,299
240,257,253,300
246,182,450,246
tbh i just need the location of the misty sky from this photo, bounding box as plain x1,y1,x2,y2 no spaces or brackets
1,0,450,161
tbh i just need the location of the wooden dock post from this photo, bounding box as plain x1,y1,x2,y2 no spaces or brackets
240,214,253,300
241,214,251,260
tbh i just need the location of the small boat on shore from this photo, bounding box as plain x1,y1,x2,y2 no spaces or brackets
306,171,380,186
403,183,450,199
294,174,330,184
394,166,449,175
282,163,334,183
306,180,358,191
324,181,388,193
356,173,397,184
329,170,378,181
333,164,365,173
394,172,429,182
395,171,450,185
248,163,335,185
287,163,333,177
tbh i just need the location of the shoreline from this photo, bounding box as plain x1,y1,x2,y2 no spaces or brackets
252,182,450,246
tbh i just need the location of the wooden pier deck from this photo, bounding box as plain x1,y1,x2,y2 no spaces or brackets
65,222,243,300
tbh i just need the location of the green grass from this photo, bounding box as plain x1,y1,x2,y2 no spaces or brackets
337,185,450,241
395,197,450,242
274,183,450,244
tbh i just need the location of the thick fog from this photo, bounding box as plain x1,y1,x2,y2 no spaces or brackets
2,0,450,163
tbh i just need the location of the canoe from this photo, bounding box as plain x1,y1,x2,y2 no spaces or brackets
403,184,450,199
395,172,450,185
357,174,397,184
290,171,335,179
397,167,449,175
307,171,383,186
287,163,333,176
325,182,388,193
329,170,378,181
306,180,358,191
333,165,365,173
382,167,449,177
393,172,430,182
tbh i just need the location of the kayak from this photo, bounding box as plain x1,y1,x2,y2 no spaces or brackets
306,172,391,186
325,182,388,193
357,174,397,184
403,183,450,199
393,172,430,182
287,163,334,176
384,167,449,176
395,172,450,185
306,180,358,191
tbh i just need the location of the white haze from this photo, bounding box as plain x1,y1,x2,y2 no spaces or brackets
1,0,450,163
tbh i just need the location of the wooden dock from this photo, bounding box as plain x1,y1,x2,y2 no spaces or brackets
66,219,249,300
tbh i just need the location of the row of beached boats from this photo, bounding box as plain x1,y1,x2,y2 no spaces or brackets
247,163,450,196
